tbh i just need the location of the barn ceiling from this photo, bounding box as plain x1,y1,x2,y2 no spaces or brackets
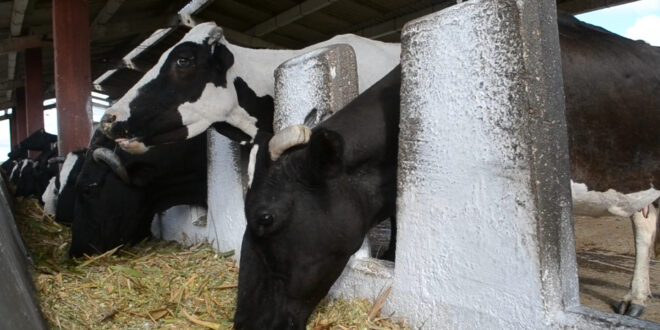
0,0,641,111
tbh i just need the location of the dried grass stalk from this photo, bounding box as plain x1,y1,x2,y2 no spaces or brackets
14,198,409,329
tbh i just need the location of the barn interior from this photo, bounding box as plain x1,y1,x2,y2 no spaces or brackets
0,0,657,328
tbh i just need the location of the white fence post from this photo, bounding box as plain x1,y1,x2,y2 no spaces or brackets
391,0,574,328
274,44,358,130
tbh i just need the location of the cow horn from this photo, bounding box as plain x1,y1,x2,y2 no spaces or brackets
47,156,66,164
268,125,312,161
208,25,224,44
92,148,130,184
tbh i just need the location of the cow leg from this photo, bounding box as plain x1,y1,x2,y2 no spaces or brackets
381,216,396,261
617,204,657,317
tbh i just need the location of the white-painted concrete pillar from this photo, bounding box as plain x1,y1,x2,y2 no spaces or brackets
273,44,395,300
205,131,248,257
391,0,575,328
274,44,358,130
151,131,246,260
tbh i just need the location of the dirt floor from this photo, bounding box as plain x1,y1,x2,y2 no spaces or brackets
575,215,660,324
367,216,660,324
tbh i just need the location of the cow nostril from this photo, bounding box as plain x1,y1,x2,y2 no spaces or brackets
101,113,116,124
258,214,274,226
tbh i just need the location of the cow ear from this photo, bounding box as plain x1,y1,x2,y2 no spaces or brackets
307,128,344,178
211,43,234,87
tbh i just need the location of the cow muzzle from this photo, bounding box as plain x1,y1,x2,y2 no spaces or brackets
100,113,117,138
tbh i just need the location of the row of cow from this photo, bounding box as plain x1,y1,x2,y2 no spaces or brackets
37,129,208,257
13,10,658,329
1,129,60,201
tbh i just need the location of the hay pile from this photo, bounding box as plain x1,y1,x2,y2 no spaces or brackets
14,197,409,329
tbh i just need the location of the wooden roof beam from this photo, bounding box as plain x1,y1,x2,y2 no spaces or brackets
352,3,453,39
0,35,49,54
245,0,341,37
7,0,31,102
0,79,23,90
10,0,30,36
90,0,127,34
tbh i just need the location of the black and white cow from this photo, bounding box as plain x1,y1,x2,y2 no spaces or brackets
100,22,399,153
51,130,208,257
10,148,61,200
3,129,60,199
2,128,57,170
236,13,660,327
42,149,87,224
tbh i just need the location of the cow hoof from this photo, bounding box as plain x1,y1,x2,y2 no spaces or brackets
616,301,629,315
626,304,645,317
616,301,645,317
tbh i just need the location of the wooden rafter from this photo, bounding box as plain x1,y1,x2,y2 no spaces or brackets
90,0,127,34
244,0,341,37
0,35,49,54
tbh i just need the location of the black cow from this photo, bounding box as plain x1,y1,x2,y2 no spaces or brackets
236,65,401,329
62,130,207,257
236,13,660,327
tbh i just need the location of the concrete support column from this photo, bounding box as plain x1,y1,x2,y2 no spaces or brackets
273,44,358,130
206,132,248,258
24,48,43,136
391,0,572,328
52,0,93,155
14,87,27,144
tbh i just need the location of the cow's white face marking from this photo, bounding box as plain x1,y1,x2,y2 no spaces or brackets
247,144,259,188
571,181,660,217
9,162,19,181
42,177,58,216
59,153,80,190
177,81,258,139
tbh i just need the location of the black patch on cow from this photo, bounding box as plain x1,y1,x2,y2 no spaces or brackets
211,122,252,142
211,43,234,88
234,77,275,132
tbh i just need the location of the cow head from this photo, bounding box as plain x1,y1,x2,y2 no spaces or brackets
69,147,150,257
101,22,240,154
235,128,370,329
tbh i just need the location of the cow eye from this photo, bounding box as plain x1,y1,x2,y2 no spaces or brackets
83,182,98,195
176,56,194,68
258,214,274,226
